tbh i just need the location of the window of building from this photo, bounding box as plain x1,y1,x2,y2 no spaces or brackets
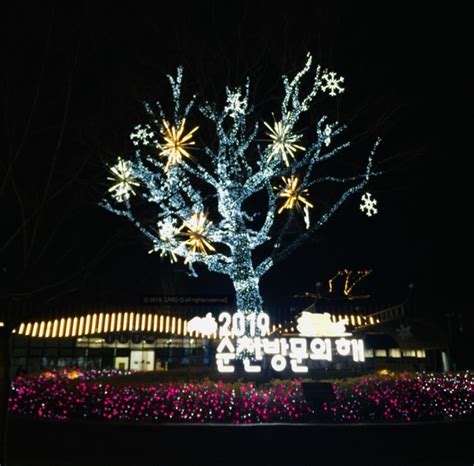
402,349,416,357
389,348,401,358
375,349,387,357
416,350,426,358
364,349,374,358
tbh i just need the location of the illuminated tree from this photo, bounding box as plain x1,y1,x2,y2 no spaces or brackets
102,54,379,325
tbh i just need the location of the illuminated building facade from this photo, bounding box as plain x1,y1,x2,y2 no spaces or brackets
6,299,448,376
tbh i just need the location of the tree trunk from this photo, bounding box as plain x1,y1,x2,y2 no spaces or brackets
0,326,11,465
233,276,263,316
230,229,263,316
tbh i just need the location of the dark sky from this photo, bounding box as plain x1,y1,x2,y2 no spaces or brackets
2,2,468,321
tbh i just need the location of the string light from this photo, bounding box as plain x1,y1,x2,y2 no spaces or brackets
328,269,372,299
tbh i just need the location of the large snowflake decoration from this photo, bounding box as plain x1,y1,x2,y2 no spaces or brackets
107,157,139,202
360,192,378,217
277,176,314,214
159,119,199,172
149,218,180,263
224,89,247,118
321,71,345,96
179,212,216,263
130,124,156,146
264,120,305,167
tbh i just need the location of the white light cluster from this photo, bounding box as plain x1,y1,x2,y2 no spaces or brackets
187,313,218,337
102,55,378,333
296,311,351,337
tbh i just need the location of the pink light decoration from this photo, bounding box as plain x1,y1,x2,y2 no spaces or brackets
322,371,474,422
9,369,473,423
8,369,312,423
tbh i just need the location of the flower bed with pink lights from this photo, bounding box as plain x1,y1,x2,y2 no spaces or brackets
8,369,312,423
8,369,474,423
323,371,474,422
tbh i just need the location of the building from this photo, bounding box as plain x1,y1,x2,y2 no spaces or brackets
5,298,449,377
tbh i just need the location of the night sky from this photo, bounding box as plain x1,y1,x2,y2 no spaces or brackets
2,2,468,323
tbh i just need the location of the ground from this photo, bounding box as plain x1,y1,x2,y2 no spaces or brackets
5,369,474,465
6,416,474,465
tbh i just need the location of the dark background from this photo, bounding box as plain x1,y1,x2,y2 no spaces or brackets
1,2,469,327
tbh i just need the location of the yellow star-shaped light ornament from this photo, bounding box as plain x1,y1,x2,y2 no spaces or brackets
179,212,216,264
159,119,199,172
264,120,304,167
277,176,314,214
107,157,139,202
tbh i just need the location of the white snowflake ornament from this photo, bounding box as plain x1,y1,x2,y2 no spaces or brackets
224,90,247,118
360,192,378,217
321,71,345,96
130,124,156,146
157,218,179,242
